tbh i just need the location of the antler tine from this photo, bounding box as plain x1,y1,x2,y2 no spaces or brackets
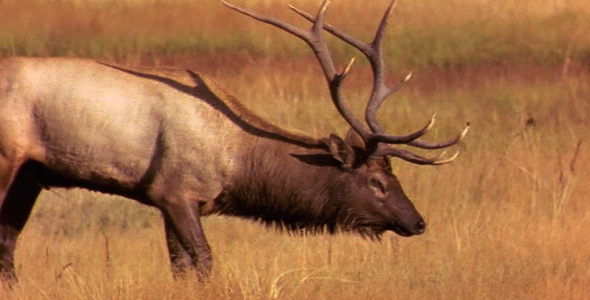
408,122,471,149
221,1,309,45
368,112,435,144
376,146,460,166
289,4,376,59
373,0,398,51
365,72,412,134
311,0,330,34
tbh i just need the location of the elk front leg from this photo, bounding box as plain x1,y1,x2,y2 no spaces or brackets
160,200,212,281
163,216,193,278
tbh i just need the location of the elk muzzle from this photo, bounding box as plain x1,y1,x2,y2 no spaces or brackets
392,215,426,237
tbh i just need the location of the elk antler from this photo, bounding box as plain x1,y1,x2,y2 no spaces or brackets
221,0,469,165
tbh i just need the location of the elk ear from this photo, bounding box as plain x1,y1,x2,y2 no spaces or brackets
344,128,366,151
327,134,356,169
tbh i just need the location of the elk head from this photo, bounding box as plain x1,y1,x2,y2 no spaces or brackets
223,0,469,238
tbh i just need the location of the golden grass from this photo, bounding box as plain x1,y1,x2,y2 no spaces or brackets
1,0,590,299
1,61,589,299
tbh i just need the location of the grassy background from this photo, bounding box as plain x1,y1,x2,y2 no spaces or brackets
2,0,590,68
1,0,590,299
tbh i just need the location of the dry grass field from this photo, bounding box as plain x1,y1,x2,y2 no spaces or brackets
1,0,590,299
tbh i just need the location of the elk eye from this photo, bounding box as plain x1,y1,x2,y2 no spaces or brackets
369,178,386,196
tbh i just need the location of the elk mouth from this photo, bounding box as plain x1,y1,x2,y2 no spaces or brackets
391,224,414,237
345,214,425,238
354,223,418,238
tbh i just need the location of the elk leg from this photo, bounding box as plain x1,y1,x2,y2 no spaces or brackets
163,215,193,278
0,161,42,283
160,201,212,281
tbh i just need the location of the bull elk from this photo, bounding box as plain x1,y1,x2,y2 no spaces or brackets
0,0,468,282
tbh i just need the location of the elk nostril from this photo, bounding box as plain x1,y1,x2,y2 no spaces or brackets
415,220,426,233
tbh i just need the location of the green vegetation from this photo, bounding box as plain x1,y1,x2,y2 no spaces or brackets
1,0,590,69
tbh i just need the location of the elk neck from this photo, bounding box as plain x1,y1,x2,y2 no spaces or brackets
215,136,350,233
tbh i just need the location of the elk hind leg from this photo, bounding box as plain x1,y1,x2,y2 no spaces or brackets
0,161,42,283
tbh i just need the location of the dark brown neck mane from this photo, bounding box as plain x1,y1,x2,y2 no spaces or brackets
214,140,384,239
